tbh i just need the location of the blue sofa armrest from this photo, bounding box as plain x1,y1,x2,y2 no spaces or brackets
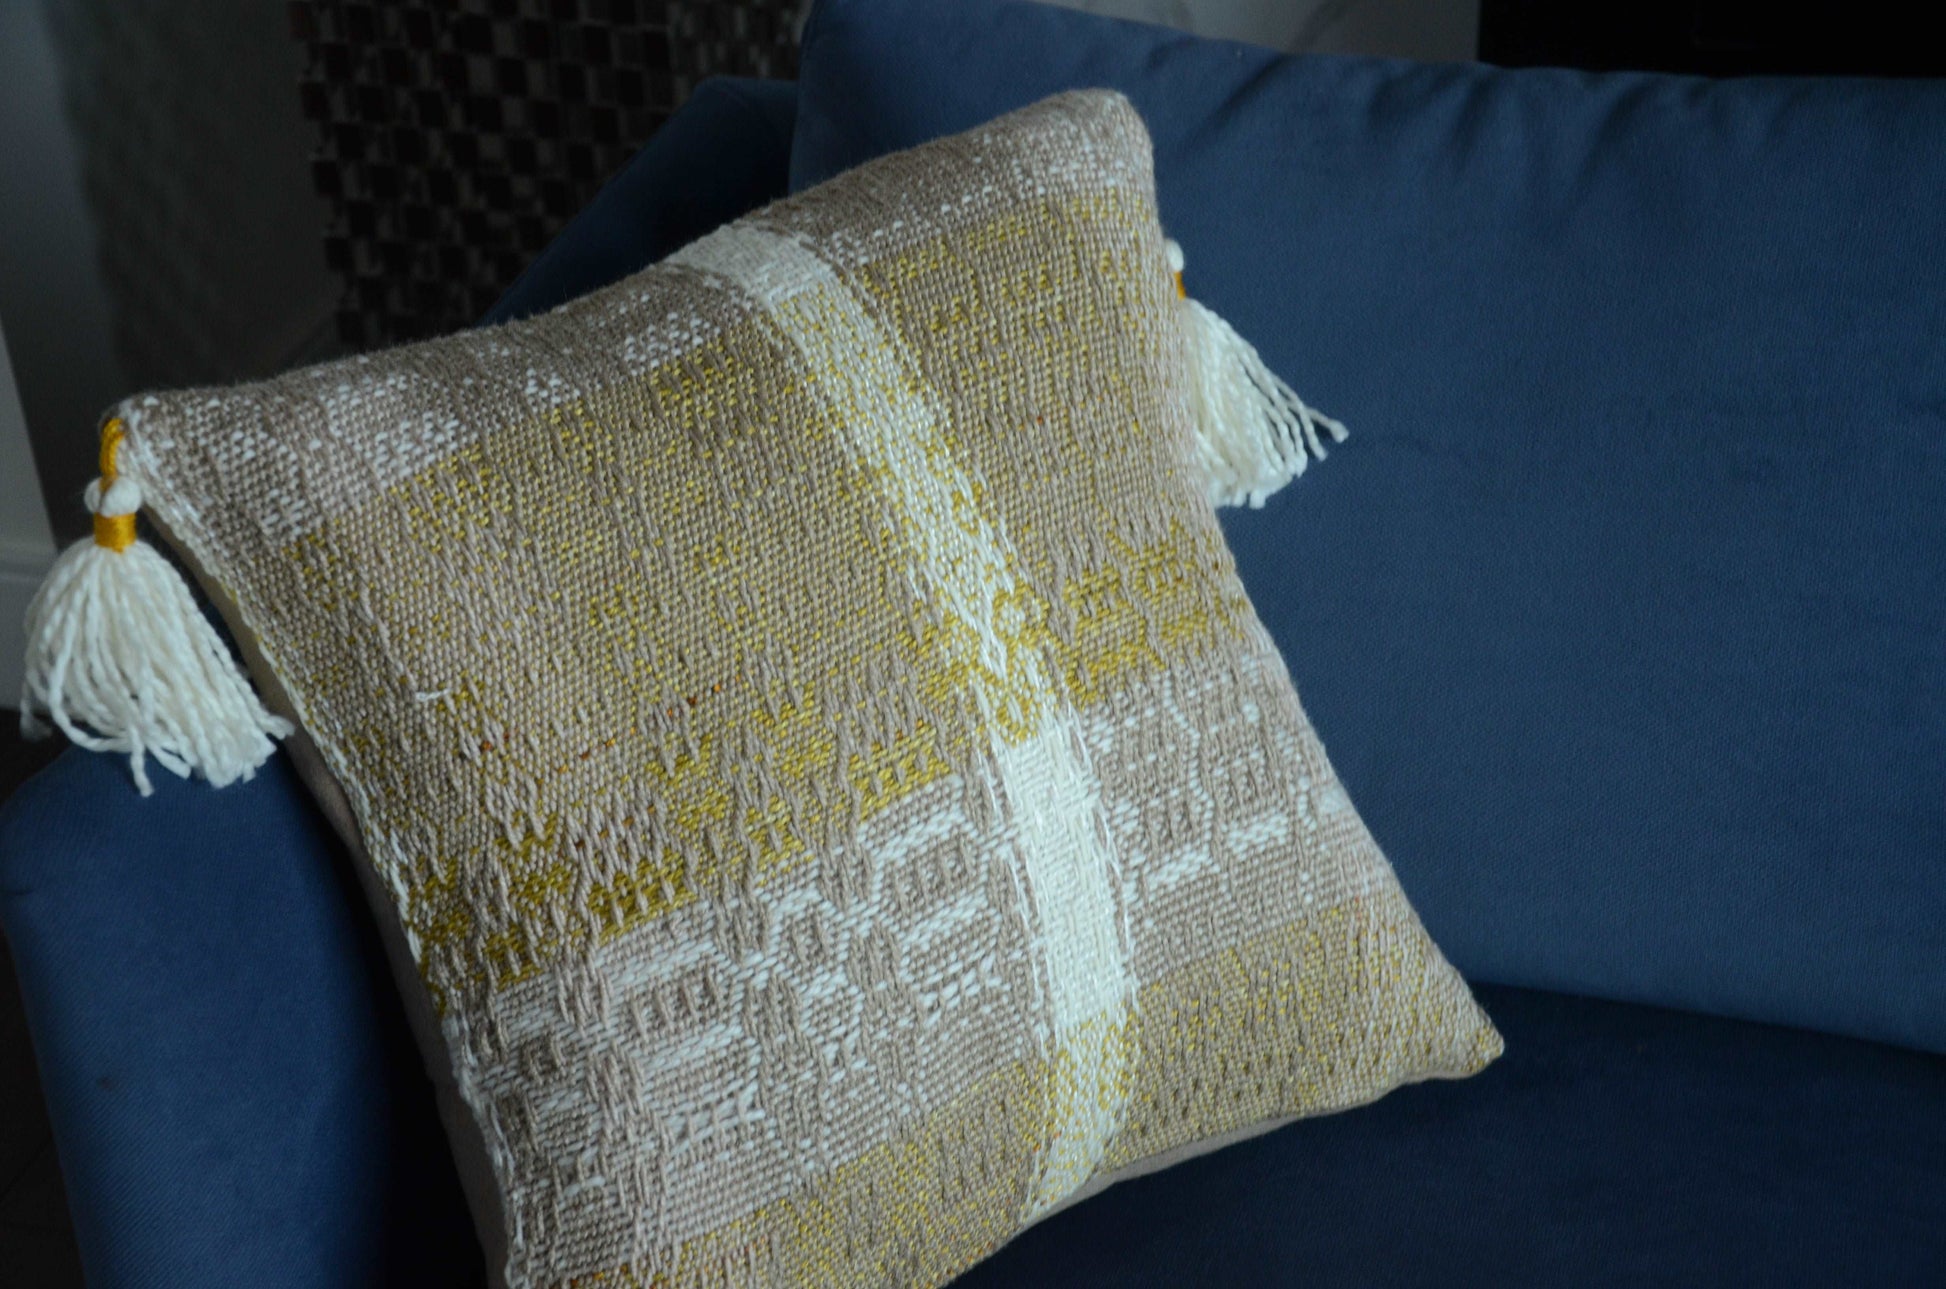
0,74,798,1287
0,748,479,1287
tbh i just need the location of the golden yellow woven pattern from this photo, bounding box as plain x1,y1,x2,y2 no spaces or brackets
116,91,1499,1288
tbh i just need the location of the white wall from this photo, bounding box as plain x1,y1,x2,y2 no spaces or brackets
0,319,57,707
0,1,337,545
0,0,127,546
0,0,120,708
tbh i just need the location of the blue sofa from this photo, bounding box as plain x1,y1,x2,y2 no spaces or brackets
5,14,1943,1283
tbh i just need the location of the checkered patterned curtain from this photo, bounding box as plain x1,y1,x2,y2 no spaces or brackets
291,0,800,348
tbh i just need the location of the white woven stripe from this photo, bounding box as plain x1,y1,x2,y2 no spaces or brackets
990,718,1133,1211
673,224,1134,1216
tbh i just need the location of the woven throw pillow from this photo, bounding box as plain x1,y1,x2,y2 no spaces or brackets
25,91,1500,1287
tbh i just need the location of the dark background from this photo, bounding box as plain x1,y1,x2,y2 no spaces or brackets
1481,0,1946,77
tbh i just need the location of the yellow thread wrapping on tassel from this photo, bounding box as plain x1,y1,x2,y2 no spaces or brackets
93,418,135,551
94,513,136,552
99,417,126,476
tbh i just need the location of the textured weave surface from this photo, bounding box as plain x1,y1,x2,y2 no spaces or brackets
114,92,1499,1287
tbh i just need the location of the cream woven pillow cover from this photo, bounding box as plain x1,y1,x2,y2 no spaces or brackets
23,91,1499,1287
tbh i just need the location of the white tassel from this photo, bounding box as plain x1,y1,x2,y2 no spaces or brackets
19,422,291,795
1170,239,1348,509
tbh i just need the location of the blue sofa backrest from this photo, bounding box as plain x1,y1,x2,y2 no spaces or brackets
793,0,1946,1053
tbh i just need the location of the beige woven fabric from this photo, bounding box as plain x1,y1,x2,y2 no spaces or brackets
116,91,1500,1288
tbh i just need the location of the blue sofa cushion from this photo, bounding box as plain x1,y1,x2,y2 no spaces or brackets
793,0,1946,1053
952,983,1946,1286
0,76,798,1288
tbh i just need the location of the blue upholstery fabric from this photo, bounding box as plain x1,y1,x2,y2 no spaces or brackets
485,76,796,326
794,0,1946,1053
0,76,798,1287
0,748,479,1287
955,984,1946,1287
